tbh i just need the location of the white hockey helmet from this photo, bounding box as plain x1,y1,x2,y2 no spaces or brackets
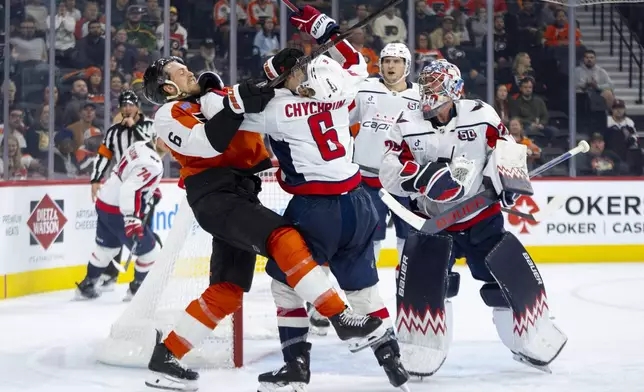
298,55,345,102
135,119,157,144
379,43,411,85
418,59,464,119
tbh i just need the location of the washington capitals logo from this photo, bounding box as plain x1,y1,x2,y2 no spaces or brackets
513,290,549,337
396,305,447,335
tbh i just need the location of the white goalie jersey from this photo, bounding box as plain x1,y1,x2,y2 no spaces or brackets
380,99,513,230
97,141,163,217
350,78,420,187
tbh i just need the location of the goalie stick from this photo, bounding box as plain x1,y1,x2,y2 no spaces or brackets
379,141,590,235
112,202,155,273
266,0,403,88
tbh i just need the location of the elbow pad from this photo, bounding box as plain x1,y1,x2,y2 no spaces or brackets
204,107,244,153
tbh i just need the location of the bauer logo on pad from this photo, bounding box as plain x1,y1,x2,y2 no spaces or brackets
27,194,67,250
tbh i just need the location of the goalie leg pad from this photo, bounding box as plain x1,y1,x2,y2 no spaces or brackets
271,280,310,363
396,230,454,377
485,232,568,365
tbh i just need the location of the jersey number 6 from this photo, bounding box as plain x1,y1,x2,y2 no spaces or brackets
168,132,183,147
308,112,346,161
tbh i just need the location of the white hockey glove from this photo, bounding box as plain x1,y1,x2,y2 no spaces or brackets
399,159,465,202
124,215,144,239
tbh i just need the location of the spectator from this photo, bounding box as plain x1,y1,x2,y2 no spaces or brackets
52,129,80,178
482,14,516,68
123,5,156,54
517,0,541,48
247,0,278,28
0,135,29,180
109,74,125,114
467,7,487,49
187,38,223,76
576,49,614,110
509,117,541,167
43,86,65,128
415,32,443,75
76,20,105,68
113,43,135,75
74,0,105,40
253,18,280,60
577,132,625,176
0,80,17,111
440,32,471,73
494,84,510,124
415,1,438,38
450,9,471,45
156,6,188,51
47,1,77,68
459,0,508,16
349,4,376,38
24,104,52,160
166,37,187,61
0,107,27,150
425,0,454,16
604,99,642,174
213,0,248,28
373,7,407,45
25,0,48,32
10,17,47,63
64,0,81,21
348,28,380,76
114,28,139,59
112,0,131,27
539,2,560,27
498,52,538,96
75,129,102,175
68,102,99,150
430,15,459,49
544,9,581,47
509,78,552,138
144,0,162,27
63,79,89,125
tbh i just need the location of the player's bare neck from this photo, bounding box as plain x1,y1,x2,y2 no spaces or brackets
388,81,408,93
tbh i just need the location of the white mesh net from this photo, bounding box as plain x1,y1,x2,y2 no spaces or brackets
96,167,292,369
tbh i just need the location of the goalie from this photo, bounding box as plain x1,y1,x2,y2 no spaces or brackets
379,60,567,376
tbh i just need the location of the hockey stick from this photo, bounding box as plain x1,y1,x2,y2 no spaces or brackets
112,203,155,273
380,140,590,235
267,0,403,88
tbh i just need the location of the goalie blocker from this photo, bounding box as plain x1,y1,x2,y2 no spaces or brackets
396,213,567,376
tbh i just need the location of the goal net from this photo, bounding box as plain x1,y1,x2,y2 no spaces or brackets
96,167,292,369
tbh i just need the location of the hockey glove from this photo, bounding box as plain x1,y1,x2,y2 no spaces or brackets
124,215,144,239
400,159,465,202
289,6,339,44
500,191,519,208
197,71,224,94
151,188,162,207
224,79,275,115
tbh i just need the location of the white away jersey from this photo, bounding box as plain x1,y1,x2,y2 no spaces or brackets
240,40,368,195
350,78,420,186
97,141,163,217
380,99,511,229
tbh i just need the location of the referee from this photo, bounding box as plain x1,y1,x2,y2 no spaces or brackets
90,90,156,290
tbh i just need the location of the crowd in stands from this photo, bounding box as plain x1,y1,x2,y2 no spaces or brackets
0,0,642,181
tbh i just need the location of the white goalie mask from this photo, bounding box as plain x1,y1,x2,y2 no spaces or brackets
418,59,464,119
379,43,411,85
298,56,345,102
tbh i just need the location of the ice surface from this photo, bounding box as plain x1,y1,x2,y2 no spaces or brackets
1,263,643,392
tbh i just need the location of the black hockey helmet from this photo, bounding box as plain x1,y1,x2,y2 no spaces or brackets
118,90,139,107
263,48,304,87
143,56,185,105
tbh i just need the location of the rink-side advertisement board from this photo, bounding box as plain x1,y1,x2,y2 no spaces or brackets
0,178,642,298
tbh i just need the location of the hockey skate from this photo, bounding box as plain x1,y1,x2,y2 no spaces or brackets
97,273,117,292
146,330,199,391
306,302,330,336
257,342,311,392
374,337,411,392
123,280,142,302
330,307,388,353
74,277,101,300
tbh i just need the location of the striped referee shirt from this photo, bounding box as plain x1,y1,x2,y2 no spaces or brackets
90,115,155,183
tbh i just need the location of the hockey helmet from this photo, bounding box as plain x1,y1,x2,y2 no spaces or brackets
143,56,186,105
379,43,411,85
134,118,156,144
418,59,463,119
118,90,139,108
298,55,345,102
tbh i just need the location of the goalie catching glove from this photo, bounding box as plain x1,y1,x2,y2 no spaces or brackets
289,6,339,44
399,159,465,202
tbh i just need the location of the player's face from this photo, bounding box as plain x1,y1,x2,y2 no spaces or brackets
120,102,138,118
381,57,406,84
163,62,199,97
155,138,170,154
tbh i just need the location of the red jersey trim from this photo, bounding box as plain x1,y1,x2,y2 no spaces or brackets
362,176,382,188
445,204,501,232
277,169,362,195
96,198,120,215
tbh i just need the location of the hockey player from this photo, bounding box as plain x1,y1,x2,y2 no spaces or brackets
90,90,157,292
351,42,419,263
379,59,567,376
227,7,409,391
142,57,387,391
75,120,166,301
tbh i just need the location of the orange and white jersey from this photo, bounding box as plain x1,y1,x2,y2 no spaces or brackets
240,41,368,195
247,0,277,26
97,141,163,217
349,78,420,188
213,0,248,27
154,92,270,179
